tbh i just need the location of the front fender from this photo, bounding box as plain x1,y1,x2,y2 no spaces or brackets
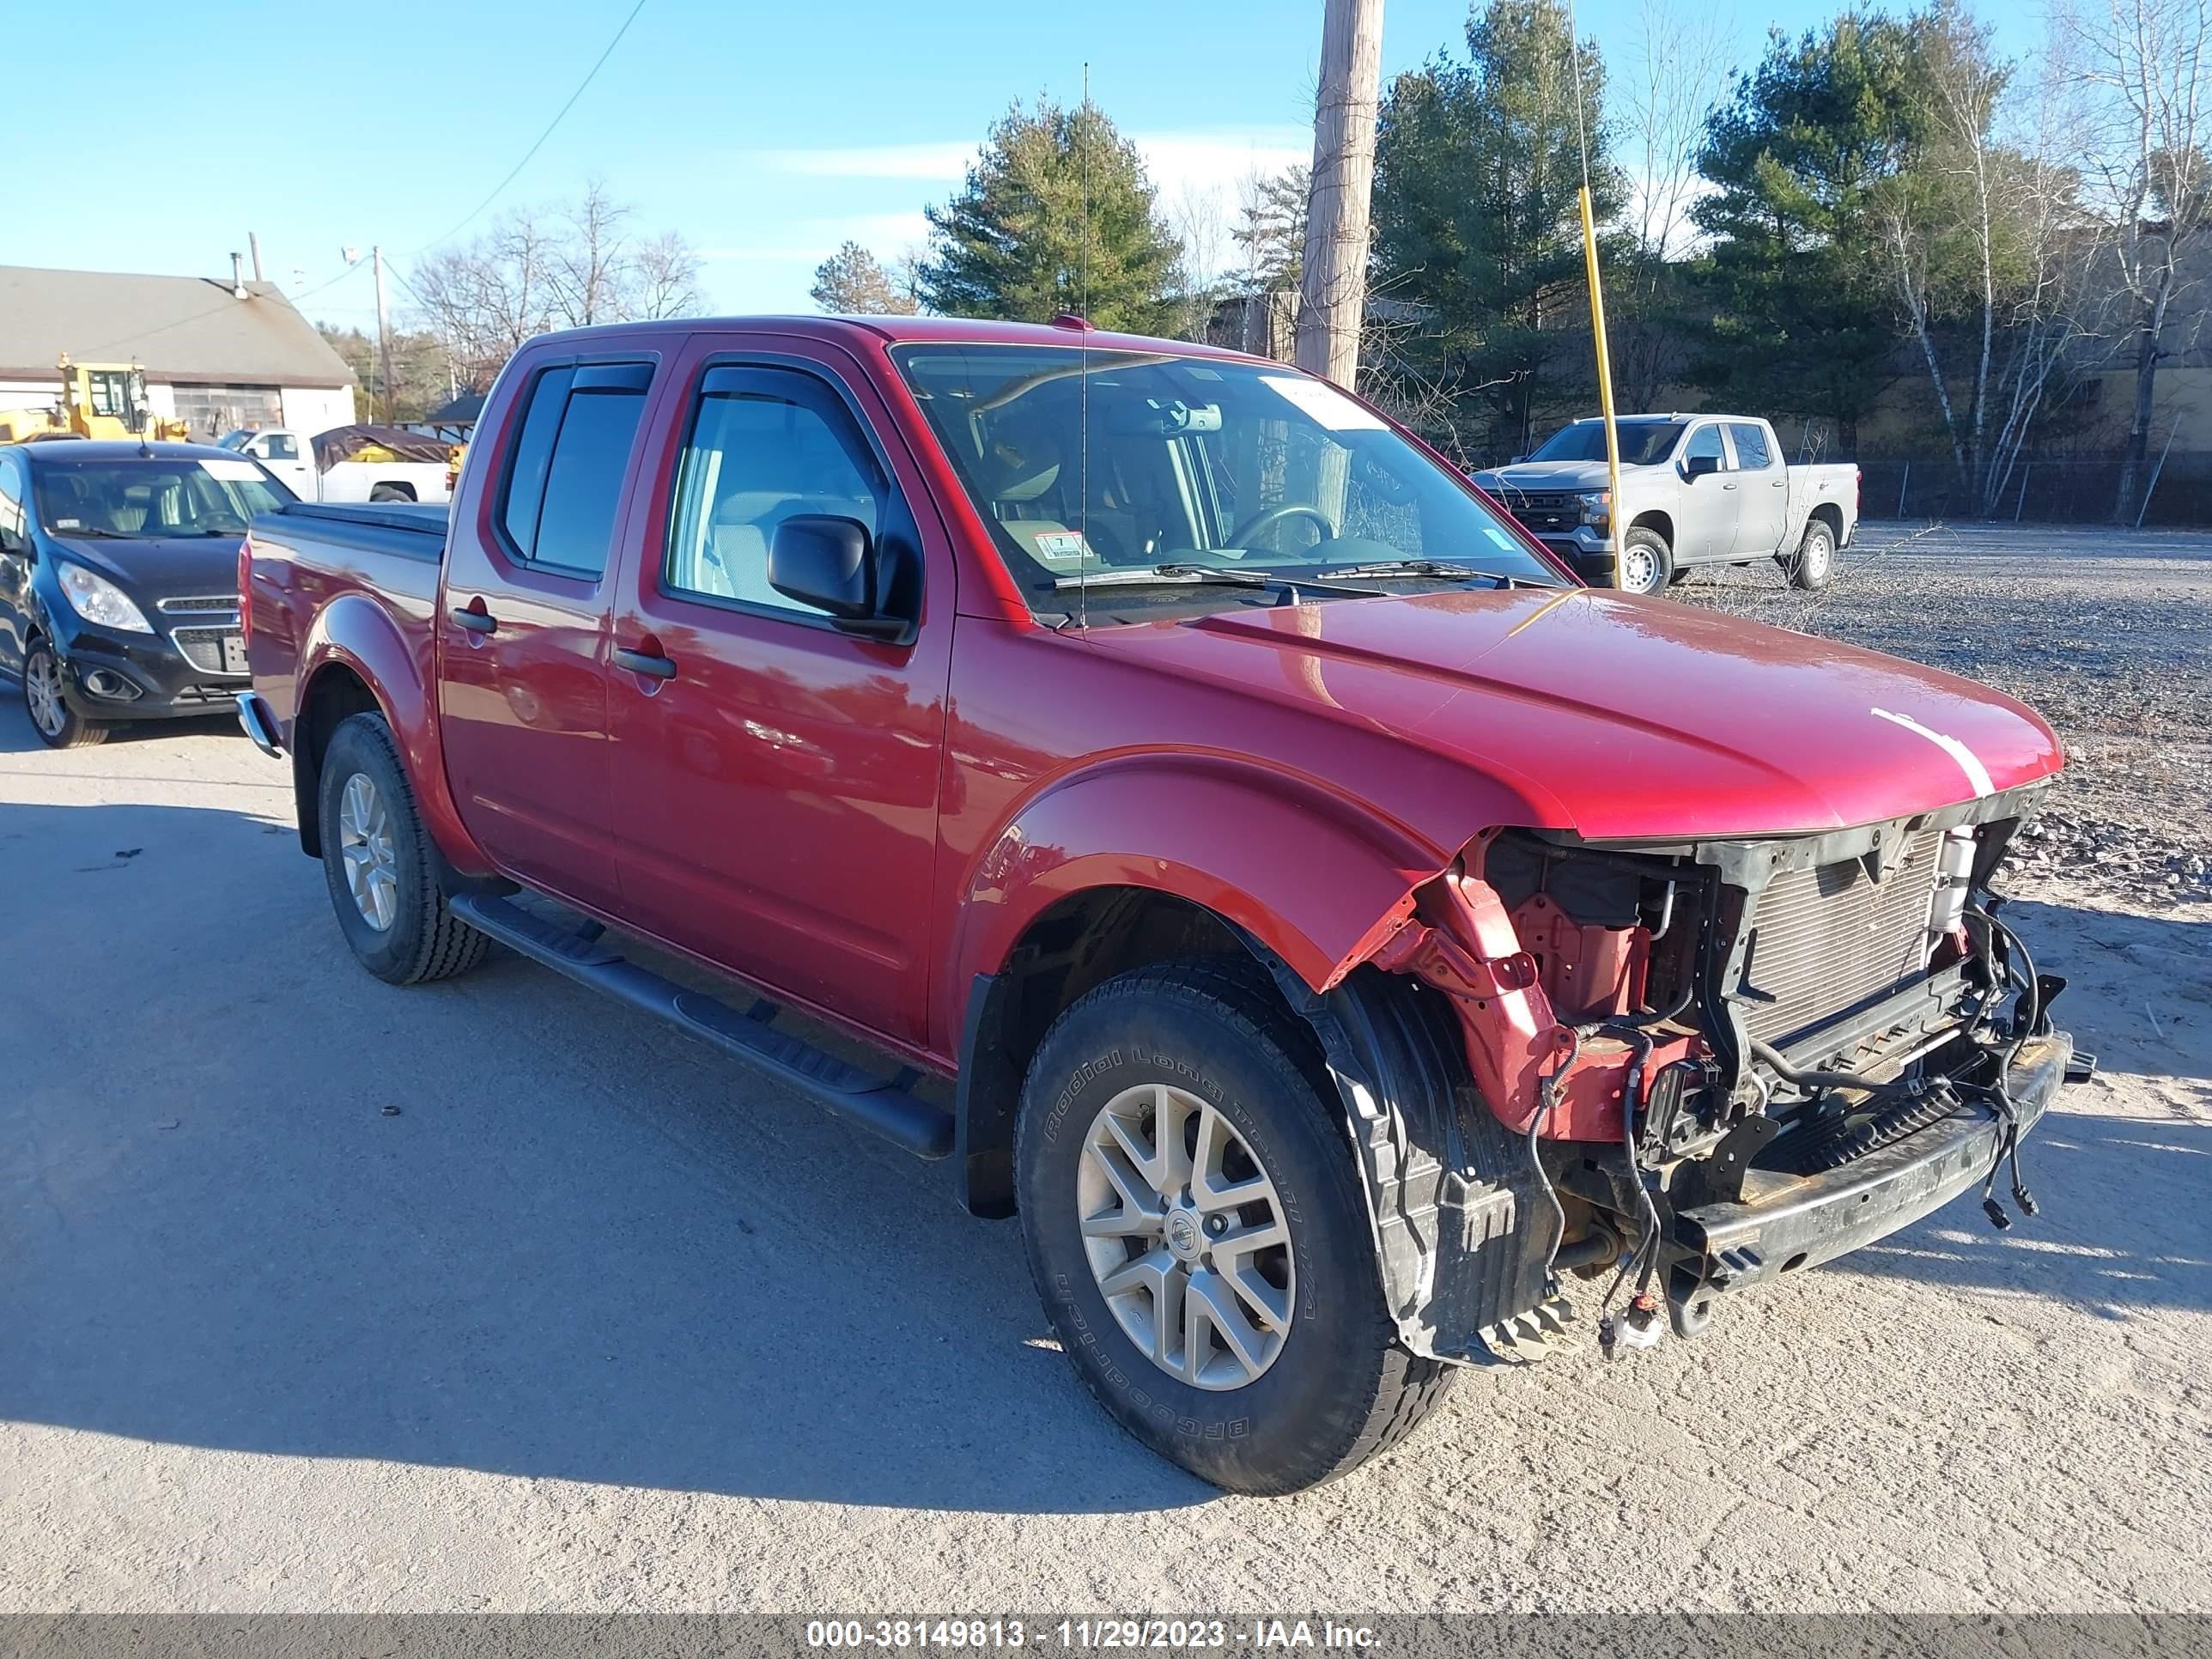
948,753,1452,1010
295,594,483,875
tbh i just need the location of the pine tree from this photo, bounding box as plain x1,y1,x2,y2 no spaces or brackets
918,98,1182,331
810,242,918,315
1370,0,1625,456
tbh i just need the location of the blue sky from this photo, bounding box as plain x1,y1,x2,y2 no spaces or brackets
5,0,2045,336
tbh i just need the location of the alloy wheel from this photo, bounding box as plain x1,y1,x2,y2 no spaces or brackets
25,651,64,738
1076,1082,1296,1389
337,772,400,933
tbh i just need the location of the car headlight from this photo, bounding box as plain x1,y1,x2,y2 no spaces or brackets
1577,489,1611,528
57,562,154,633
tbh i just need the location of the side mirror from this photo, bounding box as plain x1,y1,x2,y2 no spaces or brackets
1508,453,1527,465
769,514,906,640
1684,453,1720,479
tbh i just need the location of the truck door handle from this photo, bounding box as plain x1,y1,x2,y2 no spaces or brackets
450,605,496,635
615,646,678,681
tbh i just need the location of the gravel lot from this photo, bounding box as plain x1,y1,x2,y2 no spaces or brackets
3,526,2209,1615
1683,520,2212,903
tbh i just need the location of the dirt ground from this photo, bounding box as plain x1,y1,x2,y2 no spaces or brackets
3,527,2208,1615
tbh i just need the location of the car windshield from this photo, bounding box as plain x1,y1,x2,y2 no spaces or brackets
1527,420,1686,466
891,344,1564,617
32,456,296,538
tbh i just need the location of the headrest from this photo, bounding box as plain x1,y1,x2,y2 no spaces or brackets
976,430,1061,504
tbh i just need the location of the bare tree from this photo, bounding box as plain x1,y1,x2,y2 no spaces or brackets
1612,0,1731,409
410,186,705,388
632,230,705,319
2063,0,2212,520
1168,181,1231,343
1623,0,1729,264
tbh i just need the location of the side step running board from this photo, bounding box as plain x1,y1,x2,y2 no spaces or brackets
448,893,952,1159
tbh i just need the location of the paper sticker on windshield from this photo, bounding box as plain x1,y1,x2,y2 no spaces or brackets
1029,529,1094,568
1482,526,1518,550
199,458,264,482
1259,374,1387,431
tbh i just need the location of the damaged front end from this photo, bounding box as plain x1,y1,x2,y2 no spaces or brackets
1333,779,2087,1364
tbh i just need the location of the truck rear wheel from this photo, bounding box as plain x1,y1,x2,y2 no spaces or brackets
1783,520,1836,591
1014,958,1454,1494
317,712,488,985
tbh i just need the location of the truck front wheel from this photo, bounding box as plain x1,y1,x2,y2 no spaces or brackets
1015,958,1454,1494
317,712,488,985
1615,526,1674,595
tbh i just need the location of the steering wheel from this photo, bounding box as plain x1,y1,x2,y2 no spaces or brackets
1227,501,1337,550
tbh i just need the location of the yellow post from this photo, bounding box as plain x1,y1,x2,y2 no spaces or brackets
1577,185,1623,586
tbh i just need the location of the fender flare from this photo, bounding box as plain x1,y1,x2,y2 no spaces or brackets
293,593,484,875
945,752,1452,1022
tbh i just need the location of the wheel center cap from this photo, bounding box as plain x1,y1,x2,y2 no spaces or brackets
1164,1206,1202,1263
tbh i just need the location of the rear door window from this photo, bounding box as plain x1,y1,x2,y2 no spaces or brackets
1726,422,1772,471
496,362,653,578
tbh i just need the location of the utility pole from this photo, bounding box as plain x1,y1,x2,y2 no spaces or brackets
248,232,264,283
371,245,396,426
1296,0,1384,391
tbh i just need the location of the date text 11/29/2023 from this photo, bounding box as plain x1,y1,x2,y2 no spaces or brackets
804,1620,1379,1650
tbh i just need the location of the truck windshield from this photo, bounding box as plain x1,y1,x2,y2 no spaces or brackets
891,344,1564,617
33,456,296,538
1528,421,1686,466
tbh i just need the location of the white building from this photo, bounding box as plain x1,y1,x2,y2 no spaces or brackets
0,264,357,441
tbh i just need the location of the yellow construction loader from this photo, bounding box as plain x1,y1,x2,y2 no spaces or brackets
0,355,191,444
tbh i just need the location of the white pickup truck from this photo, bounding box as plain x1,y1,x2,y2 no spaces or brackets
216,426,456,507
1472,414,1859,596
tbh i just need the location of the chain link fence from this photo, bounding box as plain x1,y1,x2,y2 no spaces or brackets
1855,451,2210,526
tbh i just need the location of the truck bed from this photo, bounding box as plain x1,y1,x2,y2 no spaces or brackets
245,502,448,744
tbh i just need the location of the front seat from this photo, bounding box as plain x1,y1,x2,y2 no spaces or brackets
975,431,1091,571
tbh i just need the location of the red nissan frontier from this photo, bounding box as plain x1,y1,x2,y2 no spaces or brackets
236,315,2082,1494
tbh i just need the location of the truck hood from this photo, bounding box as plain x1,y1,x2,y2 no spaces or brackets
46,533,242,603
1085,587,2063,842
1472,461,1619,496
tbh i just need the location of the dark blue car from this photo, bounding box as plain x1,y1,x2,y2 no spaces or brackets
0,440,296,747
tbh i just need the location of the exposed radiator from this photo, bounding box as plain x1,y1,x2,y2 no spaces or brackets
1736,830,1942,1045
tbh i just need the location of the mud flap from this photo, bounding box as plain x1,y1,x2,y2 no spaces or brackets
1264,960,1553,1364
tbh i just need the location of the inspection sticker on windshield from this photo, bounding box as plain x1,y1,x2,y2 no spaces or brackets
198,458,264,482
1259,374,1387,431
1029,529,1095,569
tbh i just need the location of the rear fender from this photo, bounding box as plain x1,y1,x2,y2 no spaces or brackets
294,593,486,876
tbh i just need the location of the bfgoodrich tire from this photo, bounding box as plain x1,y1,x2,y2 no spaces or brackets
318,712,487,985
1015,957,1454,1494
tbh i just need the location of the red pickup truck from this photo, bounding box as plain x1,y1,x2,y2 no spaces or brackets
237,314,2081,1494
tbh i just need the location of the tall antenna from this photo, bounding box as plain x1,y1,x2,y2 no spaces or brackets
1077,61,1092,631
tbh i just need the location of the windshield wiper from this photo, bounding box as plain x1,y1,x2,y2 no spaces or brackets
1053,563,1382,599
1322,558,1531,589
